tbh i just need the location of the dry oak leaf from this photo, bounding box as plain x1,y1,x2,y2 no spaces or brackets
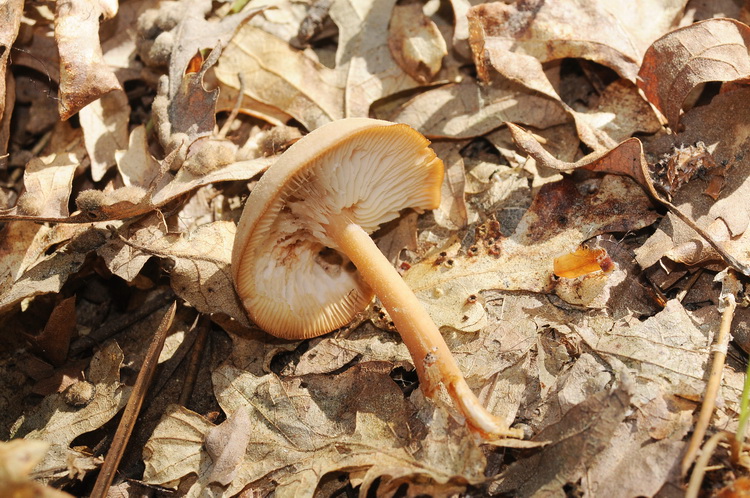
638,18,750,130
13,153,78,219
635,87,750,269
403,175,657,332
54,0,122,120
490,381,632,496
113,220,248,325
576,300,742,407
216,24,344,130
11,341,130,484
392,77,568,139
145,362,486,497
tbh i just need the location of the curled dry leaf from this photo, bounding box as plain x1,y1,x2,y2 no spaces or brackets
638,18,750,129
388,1,447,84
54,0,123,120
467,0,641,93
508,123,661,199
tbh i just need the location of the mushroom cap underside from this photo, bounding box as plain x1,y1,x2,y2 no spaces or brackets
232,118,444,339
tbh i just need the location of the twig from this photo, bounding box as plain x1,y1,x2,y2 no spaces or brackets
682,288,737,475
90,302,177,498
218,73,245,139
685,431,728,498
178,315,211,407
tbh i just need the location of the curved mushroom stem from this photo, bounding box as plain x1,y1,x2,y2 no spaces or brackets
325,212,523,440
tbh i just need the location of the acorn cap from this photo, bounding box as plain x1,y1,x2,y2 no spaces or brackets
231,118,443,339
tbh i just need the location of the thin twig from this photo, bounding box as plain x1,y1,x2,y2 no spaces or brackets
682,290,737,475
218,73,245,139
686,431,728,498
178,315,211,407
90,302,177,498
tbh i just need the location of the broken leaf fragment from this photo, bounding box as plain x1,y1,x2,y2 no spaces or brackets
388,1,447,84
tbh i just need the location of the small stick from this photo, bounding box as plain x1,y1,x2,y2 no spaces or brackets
685,431,728,498
178,315,211,407
681,291,737,476
90,302,177,498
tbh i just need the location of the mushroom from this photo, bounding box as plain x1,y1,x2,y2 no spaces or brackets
232,118,523,439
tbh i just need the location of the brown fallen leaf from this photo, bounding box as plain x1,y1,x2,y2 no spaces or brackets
635,88,750,272
404,175,657,331
13,154,78,218
392,77,568,139
108,220,248,326
638,18,750,130
388,1,447,84
468,1,641,92
489,381,632,495
144,360,486,496
11,341,131,484
27,296,76,367
216,25,344,130
54,0,123,120
0,0,23,126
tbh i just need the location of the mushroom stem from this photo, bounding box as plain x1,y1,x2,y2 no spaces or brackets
325,212,523,439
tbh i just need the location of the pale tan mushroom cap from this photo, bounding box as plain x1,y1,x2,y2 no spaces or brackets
232,118,444,339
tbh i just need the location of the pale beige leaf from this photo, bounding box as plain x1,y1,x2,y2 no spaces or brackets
79,89,130,182
0,0,23,124
330,0,423,117
16,154,77,219
115,125,162,188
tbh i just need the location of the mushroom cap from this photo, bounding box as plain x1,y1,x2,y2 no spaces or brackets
231,118,444,339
